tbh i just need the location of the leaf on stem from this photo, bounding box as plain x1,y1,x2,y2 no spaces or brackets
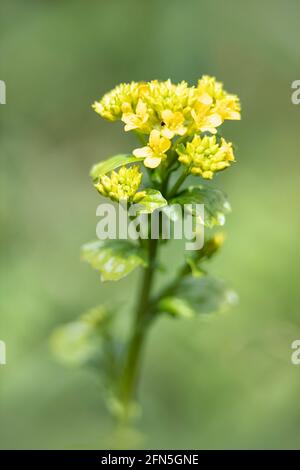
90,154,144,181
158,275,238,318
134,189,167,215
50,305,112,367
169,185,231,228
81,240,147,281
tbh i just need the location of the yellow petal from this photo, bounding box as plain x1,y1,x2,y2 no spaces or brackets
228,110,241,120
122,114,138,131
136,99,147,115
161,127,174,139
199,93,213,105
149,129,161,148
173,111,184,125
161,109,173,123
144,156,162,168
177,126,187,136
207,113,223,127
133,146,153,158
159,137,171,154
123,119,139,132
200,125,217,134
124,123,136,132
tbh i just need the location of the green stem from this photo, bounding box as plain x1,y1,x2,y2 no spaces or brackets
149,262,190,314
117,134,187,422
168,167,189,199
172,135,187,150
118,237,158,422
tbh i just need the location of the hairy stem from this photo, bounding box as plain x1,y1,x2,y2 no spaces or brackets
118,237,158,422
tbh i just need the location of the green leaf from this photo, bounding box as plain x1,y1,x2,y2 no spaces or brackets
50,306,111,367
169,185,231,228
134,189,167,214
81,240,147,281
51,321,100,366
158,275,238,318
90,154,144,181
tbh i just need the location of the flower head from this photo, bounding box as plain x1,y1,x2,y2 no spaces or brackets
177,135,235,179
93,77,240,172
133,130,171,168
92,82,141,121
94,165,145,202
188,76,241,134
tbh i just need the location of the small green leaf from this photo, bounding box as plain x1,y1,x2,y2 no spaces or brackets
170,185,231,228
134,189,167,214
81,240,147,281
51,321,100,366
90,154,144,181
158,275,238,318
50,306,111,366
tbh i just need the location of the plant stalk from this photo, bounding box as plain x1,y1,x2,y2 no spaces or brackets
118,237,158,422
168,167,189,198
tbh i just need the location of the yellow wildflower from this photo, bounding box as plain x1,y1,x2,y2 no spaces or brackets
121,99,150,133
161,109,187,139
93,76,240,141
190,101,222,134
94,165,145,202
177,135,235,179
214,94,241,121
189,76,241,133
133,129,171,168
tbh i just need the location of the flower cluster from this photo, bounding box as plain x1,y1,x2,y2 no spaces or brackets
177,135,235,179
94,165,145,202
93,76,240,177
92,82,142,121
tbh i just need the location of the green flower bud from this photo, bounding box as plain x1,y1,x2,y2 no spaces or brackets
177,135,235,180
94,165,143,202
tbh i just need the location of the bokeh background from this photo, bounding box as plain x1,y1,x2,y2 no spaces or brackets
1,0,300,450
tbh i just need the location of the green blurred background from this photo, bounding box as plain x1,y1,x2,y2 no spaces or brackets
1,0,300,449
